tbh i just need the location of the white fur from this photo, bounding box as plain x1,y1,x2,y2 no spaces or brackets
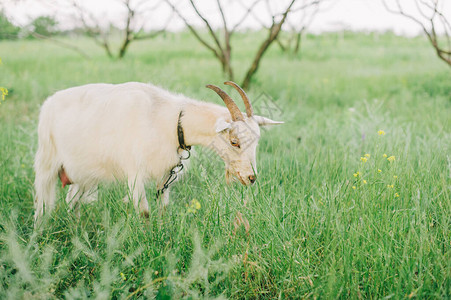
34,82,282,221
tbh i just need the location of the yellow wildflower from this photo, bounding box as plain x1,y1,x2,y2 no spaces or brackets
353,172,359,177
383,153,387,158
387,156,395,162
364,153,370,158
378,130,386,136
0,87,8,101
360,157,367,163
393,175,398,179
352,186,356,190
378,169,382,173
120,272,127,281
387,184,394,189
188,199,201,213
394,193,400,198
194,200,201,210
363,180,367,184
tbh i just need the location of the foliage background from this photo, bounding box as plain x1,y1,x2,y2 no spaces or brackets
0,32,450,298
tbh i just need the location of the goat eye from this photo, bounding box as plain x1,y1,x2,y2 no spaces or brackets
231,140,240,148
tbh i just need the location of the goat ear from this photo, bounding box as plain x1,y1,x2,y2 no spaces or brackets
254,115,284,127
215,118,232,133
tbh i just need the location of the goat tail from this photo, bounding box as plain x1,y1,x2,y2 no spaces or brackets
34,100,59,222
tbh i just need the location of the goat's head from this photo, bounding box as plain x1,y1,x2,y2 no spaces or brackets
206,81,283,186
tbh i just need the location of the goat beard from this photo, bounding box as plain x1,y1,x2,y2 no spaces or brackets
225,169,247,185
225,170,232,184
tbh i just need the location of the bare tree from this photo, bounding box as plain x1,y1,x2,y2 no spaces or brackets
164,0,263,82
165,0,320,89
1,0,171,59
71,0,172,59
382,0,451,67
0,0,90,57
277,0,332,55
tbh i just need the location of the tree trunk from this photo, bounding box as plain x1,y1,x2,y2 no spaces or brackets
224,61,234,81
241,23,286,89
224,47,234,81
241,37,271,90
293,31,302,55
241,0,295,89
276,38,287,52
118,37,132,59
102,41,114,59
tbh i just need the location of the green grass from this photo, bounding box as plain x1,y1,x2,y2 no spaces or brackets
0,31,450,299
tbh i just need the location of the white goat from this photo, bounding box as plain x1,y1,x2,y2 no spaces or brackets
34,81,282,221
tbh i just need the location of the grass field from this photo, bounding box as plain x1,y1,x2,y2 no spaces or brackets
0,31,450,299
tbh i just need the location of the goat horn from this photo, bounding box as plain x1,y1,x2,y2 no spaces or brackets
224,81,253,117
206,84,244,122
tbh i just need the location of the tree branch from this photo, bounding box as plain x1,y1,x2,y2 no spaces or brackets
231,0,264,33
382,0,450,66
235,0,269,30
242,0,298,89
29,32,90,59
188,0,224,53
163,0,221,60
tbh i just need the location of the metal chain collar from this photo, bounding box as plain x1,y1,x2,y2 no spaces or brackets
155,111,191,199
155,148,190,199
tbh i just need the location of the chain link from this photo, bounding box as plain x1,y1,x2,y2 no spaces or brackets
155,147,191,199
